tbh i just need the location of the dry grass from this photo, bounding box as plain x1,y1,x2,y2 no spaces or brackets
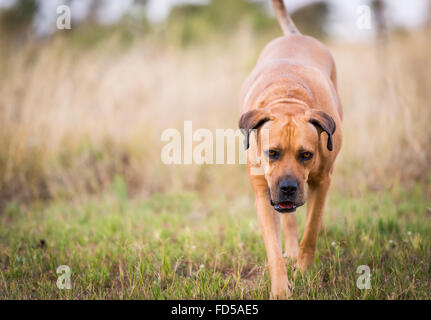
0,29,430,206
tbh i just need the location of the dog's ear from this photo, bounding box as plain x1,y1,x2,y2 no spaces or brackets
239,109,271,150
308,110,336,151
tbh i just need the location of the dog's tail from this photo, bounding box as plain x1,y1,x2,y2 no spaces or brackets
272,0,300,35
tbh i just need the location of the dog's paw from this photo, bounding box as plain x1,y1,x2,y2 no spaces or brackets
296,251,315,272
270,279,292,300
283,247,298,260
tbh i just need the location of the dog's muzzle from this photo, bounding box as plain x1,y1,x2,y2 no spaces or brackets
269,178,303,213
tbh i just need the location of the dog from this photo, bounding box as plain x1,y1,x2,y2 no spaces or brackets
239,0,343,299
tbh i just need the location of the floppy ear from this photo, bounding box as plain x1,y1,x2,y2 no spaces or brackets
308,110,336,151
238,109,271,150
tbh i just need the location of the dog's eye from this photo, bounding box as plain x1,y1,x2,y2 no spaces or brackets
266,150,280,160
300,152,313,161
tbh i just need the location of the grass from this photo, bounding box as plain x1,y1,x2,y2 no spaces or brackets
1,178,430,299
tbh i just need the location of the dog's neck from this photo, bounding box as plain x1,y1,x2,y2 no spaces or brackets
253,80,314,110
264,97,309,109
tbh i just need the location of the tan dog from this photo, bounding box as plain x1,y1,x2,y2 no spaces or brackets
239,0,343,299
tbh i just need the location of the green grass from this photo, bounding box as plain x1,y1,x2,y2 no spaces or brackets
0,180,430,299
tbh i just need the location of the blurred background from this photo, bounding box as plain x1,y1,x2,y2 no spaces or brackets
0,0,430,209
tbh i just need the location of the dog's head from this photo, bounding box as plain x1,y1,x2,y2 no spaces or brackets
239,104,336,213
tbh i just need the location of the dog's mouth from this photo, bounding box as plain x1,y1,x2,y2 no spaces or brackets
274,201,296,213
268,190,303,213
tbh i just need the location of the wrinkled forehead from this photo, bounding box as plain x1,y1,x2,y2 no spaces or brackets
260,116,318,151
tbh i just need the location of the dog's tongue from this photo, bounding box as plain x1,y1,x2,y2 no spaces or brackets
278,201,294,209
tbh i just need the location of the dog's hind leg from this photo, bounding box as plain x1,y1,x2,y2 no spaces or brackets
281,214,298,260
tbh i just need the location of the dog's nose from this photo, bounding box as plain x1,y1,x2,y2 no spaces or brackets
279,179,298,195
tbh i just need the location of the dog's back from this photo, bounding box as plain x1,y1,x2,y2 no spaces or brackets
256,35,337,85
239,35,339,114
239,1,340,117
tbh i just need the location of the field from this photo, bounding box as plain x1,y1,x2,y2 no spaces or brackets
1,183,431,299
0,10,430,299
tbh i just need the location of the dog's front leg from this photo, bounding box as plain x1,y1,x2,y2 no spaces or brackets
255,194,291,299
282,214,298,259
297,177,331,271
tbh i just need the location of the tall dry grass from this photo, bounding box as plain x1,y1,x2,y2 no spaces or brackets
0,29,430,208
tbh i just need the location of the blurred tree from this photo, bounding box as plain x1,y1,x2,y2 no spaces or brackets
86,0,100,24
66,0,150,49
427,0,431,31
164,0,276,47
291,1,329,40
371,0,388,79
371,0,387,43
0,0,38,43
